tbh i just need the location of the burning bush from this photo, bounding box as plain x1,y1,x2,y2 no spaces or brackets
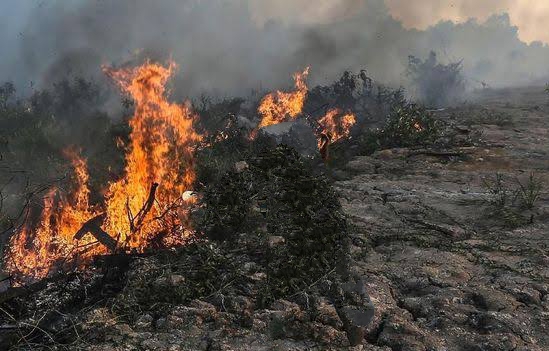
407,51,465,107
3,61,203,284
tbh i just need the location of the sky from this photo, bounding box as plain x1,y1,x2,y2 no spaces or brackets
383,0,549,44
3,1,548,44
0,0,548,96
251,0,549,44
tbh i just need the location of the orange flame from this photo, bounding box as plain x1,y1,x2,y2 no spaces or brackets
253,67,309,136
102,61,201,249
317,108,356,148
5,61,202,283
5,150,101,281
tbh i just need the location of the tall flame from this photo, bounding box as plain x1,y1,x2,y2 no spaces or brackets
253,67,309,135
5,61,202,283
102,61,201,249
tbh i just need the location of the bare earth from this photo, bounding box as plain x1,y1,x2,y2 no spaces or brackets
336,87,549,350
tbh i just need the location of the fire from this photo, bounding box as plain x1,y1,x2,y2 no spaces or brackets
5,61,201,283
5,150,101,281
102,61,201,249
253,67,309,136
317,108,356,149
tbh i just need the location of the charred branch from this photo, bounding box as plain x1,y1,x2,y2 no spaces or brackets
129,182,159,235
73,214,117,252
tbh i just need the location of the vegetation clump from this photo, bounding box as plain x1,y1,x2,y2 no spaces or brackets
201,145,349,306
482,172,544,227
407,51,465,107
358,102,441,154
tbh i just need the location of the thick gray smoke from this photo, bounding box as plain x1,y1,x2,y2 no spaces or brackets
1,0,549,99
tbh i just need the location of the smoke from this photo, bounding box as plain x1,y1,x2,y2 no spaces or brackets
1,0,549,99
385,0,549,45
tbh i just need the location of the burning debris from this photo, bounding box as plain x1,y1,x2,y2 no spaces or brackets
316,108,357,160
5,61,202,284
5,150,102,282
3,59,362,287
252,68,357,160
254,67,310,134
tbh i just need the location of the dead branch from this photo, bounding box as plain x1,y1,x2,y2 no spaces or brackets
73,214,117,252
319,133,331,161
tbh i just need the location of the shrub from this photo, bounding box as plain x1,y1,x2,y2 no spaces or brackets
358,102,441,154
407,51,465,107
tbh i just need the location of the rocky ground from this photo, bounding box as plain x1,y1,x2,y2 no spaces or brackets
335,86,549,350
3,87,549,351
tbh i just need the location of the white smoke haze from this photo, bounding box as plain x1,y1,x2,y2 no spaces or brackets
1,0,549,99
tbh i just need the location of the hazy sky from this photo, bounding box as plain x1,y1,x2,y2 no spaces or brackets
1,0,548,95
383,0,549,44
1,1,547,47
252,0,549,44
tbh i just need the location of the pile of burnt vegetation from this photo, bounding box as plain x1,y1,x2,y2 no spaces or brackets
0,145,373,350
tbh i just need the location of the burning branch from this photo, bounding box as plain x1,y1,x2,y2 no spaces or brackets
128,182,159,235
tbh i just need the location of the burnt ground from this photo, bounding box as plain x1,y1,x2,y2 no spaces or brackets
335,86,549,350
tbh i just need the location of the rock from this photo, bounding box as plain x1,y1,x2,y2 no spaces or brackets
135,314,154,329
140,338,166,350
510,286,542,306
339,306,375,328
471,288,518,312
338,305,375,346
336,278,375,345
182,191,197,202
235,161,249,173
376,315,434,351
316,299,344,328
169,274,185,286
250,272,267,281
268,236,286,248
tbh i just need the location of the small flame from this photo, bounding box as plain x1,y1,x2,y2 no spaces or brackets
317,108,356,148
252,67,309,136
